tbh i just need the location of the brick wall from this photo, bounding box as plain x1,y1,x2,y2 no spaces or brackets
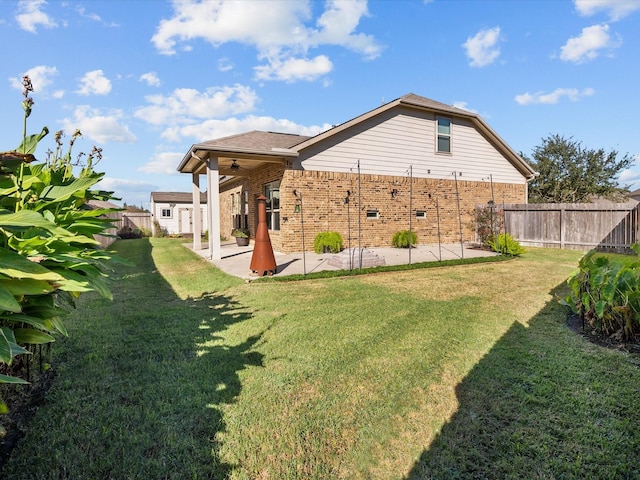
219,177,249,239
219,166,526,253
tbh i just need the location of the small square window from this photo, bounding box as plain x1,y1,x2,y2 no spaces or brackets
366,209,379,219
416,210,426,219
161,208,171,218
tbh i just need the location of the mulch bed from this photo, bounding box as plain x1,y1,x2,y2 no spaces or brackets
566,313,640,355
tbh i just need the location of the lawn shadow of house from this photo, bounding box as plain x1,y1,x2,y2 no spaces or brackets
125,239,268,479
404,283,640,479
0,238,266,479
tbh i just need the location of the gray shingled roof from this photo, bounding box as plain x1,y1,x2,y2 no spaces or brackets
399,93,478,117
195,130,310,151
151,191,208,203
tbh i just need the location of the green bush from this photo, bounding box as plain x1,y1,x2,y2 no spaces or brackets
117,225,142,239
392,230,417,248
561,246,640,341
232,228,249,238
313,231,343,253
487,233,525,256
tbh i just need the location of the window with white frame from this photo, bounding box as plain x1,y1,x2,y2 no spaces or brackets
265,181,280,231
416,210,426,219
436,116,451,153
366,209,380,219
161,208,171,218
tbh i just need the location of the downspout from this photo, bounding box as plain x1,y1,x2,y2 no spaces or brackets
525,171,540,204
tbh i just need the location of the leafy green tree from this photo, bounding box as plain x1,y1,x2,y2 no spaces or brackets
525,134,634,203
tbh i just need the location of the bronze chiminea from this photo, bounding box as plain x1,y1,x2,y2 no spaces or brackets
249,194,277,276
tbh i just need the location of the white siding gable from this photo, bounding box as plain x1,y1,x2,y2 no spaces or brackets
296,107,525,185
152,201,208,235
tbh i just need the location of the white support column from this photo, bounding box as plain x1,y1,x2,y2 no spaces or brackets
192,172,202,251
207,157,221,260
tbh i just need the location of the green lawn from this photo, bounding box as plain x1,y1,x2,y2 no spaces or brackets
2,238,639,479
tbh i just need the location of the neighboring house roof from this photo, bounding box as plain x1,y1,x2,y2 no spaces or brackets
178,93,537,179
627,188,640,200
86,199,121,210
151,191,208,203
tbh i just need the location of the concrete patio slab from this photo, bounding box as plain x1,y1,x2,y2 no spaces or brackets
189,241,498,280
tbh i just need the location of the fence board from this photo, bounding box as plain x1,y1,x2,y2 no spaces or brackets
492,201,640,253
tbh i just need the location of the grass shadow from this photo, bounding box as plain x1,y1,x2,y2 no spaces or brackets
405,283,640,479
1,238,264,479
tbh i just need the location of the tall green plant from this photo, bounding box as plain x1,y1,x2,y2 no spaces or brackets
561,248,640,340
0,76,120,410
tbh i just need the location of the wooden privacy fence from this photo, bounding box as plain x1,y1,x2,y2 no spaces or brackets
94,211,152,248
121,212,152,232
497,201,640,253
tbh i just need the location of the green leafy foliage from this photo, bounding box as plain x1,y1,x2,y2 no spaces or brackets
0,76,120,410
231,228,249,238
487,233,525,256
561,249,640,341
474,203,504,247
391,230,417,248
526,134,633,203
313,231,343,253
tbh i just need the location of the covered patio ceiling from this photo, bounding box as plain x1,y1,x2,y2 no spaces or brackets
177,131,307,177
181,147,298,177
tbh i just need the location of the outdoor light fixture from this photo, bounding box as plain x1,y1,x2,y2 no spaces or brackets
390,188,398,199
230,159,240,171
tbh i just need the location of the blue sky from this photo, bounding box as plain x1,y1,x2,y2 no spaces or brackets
1,0,639,207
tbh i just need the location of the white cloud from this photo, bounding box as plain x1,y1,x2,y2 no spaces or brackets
310,0,380,60
138,152,184,175
140,72,161,87
134,84,259,126
10,65,58,95
255,54,333,82
514,87,595,105
77,70,112,96
462,26,502,67
75,5,101,22
61,105,137,144
97,177,157,192
618,164,640,187
559,24,621,63
451,101,478,113
151,0,381,82
574,0,640,21
218,57,234,72
160,115,331,143
96,177,158,207
15,0,57,33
